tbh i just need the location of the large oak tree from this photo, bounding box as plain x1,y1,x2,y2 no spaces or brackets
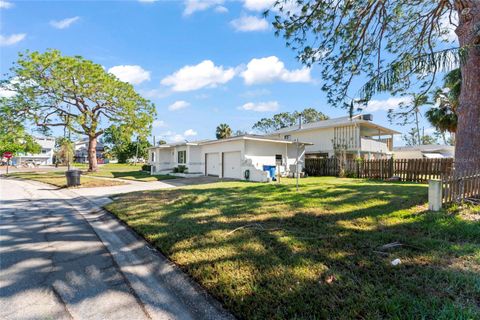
1,50,155,171
271,0,479,172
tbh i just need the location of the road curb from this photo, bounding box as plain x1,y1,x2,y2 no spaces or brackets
58,187,235,320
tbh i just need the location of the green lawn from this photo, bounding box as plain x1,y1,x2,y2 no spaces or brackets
106,177,480,319
8,171,125,188
75,163,176,182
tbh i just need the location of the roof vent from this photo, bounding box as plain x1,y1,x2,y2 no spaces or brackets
362,114,373,121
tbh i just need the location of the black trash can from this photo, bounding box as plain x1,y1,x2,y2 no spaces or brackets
65,170,81,187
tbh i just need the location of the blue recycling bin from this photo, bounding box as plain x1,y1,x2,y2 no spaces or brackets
263,165,277,181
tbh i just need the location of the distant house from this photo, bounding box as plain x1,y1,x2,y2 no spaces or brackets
12,136,55,166
393,145,455,159
74,139,105,163
148,135,311,182
266,114,400,160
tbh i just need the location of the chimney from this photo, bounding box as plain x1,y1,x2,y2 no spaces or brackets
298,114,302,129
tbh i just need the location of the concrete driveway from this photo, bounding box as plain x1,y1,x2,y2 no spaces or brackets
0,177,233,320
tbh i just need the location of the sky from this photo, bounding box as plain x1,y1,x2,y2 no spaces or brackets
0,0,455,145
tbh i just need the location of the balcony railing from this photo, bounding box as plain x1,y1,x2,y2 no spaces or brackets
360,137,391,153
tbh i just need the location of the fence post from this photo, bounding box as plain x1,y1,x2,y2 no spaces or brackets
389,157,394,178
428,179,442,211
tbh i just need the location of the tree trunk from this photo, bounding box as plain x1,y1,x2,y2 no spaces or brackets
454,0,480,173
88,136,98,172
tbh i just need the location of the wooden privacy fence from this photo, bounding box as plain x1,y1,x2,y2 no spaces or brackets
305,158,454,182
442,168,480,204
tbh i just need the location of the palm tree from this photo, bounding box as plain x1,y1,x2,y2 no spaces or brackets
389,93,431,145
216,123,232,139
426,69,459,145
411,94,431,145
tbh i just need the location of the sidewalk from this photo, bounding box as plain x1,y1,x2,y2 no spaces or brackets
1,177,234,320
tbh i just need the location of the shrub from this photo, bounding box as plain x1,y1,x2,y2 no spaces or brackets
141,164,151,172
178,165,187,173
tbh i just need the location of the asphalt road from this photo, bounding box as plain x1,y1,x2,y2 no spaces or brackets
0,177,232,320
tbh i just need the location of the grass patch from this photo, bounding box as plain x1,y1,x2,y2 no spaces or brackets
106,177,480,319
8,171,125,188
75,163,176,182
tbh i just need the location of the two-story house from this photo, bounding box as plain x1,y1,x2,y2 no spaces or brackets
12,136,56,166
267,114,399,160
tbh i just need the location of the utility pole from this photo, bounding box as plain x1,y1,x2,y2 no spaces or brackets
296,138,299,192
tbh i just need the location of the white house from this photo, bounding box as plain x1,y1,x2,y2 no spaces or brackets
12,136,56,166
266,114,400,160
148,135,311,182
393,145,455,159
74,139,105,163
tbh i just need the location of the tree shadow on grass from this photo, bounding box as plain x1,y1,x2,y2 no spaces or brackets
107,179,480,319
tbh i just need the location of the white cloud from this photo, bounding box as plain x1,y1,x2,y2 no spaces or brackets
214,5,228,13
240,88,271,98
161,60,235,92
0,33,26,46
365,96,412,112
195,93,209,99
241,56,311,85
243,0,300,14
183,0,224,16
108,65,151,85
424,127,436,135
239,101,279,112
50,16,80,29
243,0,275,11
162,129,197,142
0,87,15,98
138,0,157,3
168,100,190,111
170,134,186,142
0,1,13,9
184,129,198,136
230,15,269,32
152,120,166,128
439,13,458,43
140,88,170,99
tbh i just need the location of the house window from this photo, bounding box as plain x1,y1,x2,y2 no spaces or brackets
178,150,186,164
284,135,291,140
275,154,283,165
151,152,155,162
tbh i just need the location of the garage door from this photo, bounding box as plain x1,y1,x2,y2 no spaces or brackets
223,151,242,179
206,153,220,176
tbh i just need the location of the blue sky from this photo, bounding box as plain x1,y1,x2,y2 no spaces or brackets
0,0,451,145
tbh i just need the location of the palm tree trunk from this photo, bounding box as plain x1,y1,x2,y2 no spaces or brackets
454,1,480,173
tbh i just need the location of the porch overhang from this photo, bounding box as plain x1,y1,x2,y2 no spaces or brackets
358,121,400,136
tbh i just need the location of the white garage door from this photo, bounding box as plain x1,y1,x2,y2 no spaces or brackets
223,151,242,179
206,153,220,176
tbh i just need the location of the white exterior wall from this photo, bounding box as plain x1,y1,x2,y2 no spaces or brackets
201,140,245,177
149,139,306,182
270,125,392,157
360,138,390,154
270,128,335,156
13,137,55,165
150,145,204,173
157,148,174,171
244,140,306,178
392,149,424,159
187,145,203,173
